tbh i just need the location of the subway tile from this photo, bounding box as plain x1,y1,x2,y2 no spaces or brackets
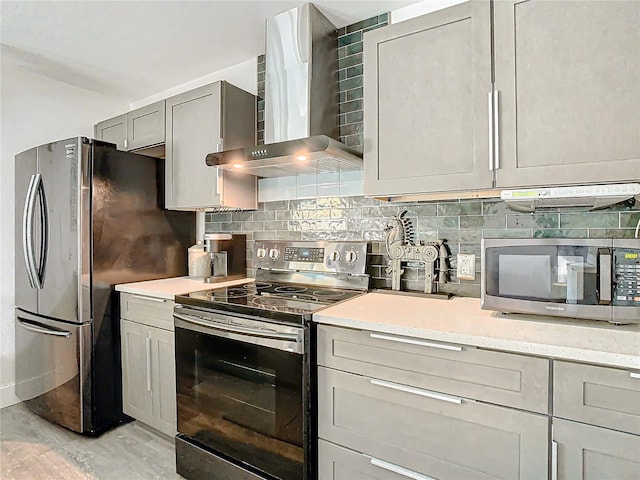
338,113,346,126
339,123,363,136
404,204,438,217
338,69,347,81
482,200,511,215
533,229,588,238
345,41,363,56
506,213,559,229
346,87,364,101
339,99,363,115
620,211,640,228
257,71,265,83
232,211,253,222
345,110,364,124
482,229,532,239
338,76,363,92
339,91,347,103
344,134,364,147
336,26,347,36
378,13,389,23
337,31,362,47
417,216,459,230
588,228,638,239
338,53,363,70
337,46,347,59
346,16,380,34
559,212,619,228
459,215,505,229
220,222,242,231
346,65,363,78
204,222,222,233
363,24,387,33
362,205,401,217
251,211,276,222
437,229,483,243
437,201,482,216
262,200,289,211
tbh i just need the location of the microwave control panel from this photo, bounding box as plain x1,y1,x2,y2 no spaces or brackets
613,248,640,305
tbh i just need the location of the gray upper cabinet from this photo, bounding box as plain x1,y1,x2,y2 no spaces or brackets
364,1,492,197
95,113,127,150
364,0,640,198
165,81,256,210
94,100,165,151
494,0,640,188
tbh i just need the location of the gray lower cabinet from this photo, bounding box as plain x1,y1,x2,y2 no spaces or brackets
363,1,492,197
164,81,256,210
553,419,640,480
317,325,549,480
120,293,176,437
363,0,640,198
94,101,165,151
552,360,640,480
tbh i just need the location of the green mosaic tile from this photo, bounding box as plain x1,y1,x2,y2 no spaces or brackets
339,99,363,114
588,228,637,239
437,201,482,216
482,229,532,239
506,213,559,229
347,87,363,101
346,65,363,78
345,110,364,124
345,41,363,56
338,53,362,70
533,229,588,238
559,212,619,228
338,31,362,47
620,211,640,228
338,76,363,92
347,16,380,34
460,215,505,229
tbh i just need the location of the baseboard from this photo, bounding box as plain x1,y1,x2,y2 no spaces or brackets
0,382,19,409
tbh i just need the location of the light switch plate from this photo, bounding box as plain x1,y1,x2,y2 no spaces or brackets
457,254,476,281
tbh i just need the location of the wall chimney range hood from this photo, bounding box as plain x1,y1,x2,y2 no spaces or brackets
206,3,363,177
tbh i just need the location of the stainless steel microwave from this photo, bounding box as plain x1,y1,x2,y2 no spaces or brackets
481,239,639,323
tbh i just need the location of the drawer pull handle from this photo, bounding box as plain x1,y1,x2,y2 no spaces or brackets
370,457,437,480
370,333,463,352
131,294,166,303
551,440,558,480
370,378,463,405
630,372,640,379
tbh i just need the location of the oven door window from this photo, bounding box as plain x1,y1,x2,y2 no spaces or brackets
485,245,600,304
175,326,303,480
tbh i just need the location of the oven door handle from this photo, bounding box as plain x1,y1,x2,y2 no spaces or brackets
174,313,302,343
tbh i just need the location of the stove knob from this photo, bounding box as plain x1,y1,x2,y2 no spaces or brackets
345,250,358,264
256,247,267,259
329,251,341,262
269,248,280,260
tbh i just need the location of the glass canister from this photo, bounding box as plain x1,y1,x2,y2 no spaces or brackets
188,241,211,278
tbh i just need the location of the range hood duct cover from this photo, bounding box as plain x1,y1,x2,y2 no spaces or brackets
208,3,363,177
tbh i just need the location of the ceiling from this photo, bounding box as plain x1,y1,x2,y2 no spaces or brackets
1,1,420,102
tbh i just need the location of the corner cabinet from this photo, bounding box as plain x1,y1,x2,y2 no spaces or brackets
120,292,177,437
94,100,165,151
364,0,640,198
164,81,257,210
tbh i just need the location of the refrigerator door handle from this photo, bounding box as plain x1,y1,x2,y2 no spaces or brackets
22,174,39,288
35,176,49,287
16,317,72,338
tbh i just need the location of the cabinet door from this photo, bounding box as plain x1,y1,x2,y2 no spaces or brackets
318,367,549,479
94,114,127,150
150,326,177,437
494,0,640,188
120,319,152,424
553,418,640,480
165,82,223,209
127,101,165,151
364,1,493,197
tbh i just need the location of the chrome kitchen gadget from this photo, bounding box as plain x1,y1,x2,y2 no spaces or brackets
203,233,246,283
174,240,369,480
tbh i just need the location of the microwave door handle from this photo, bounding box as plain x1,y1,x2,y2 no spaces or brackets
598,248,612,305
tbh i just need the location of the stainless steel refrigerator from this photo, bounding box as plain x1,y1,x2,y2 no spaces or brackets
14,137,194,435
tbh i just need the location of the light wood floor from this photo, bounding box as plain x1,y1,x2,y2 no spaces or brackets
0,403,182,479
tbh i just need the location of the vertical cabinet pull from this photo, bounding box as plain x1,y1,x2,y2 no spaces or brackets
370,457,436,480
488,91,494,171
551,440,558,480
146,336,152,393
493,90,500,170
369,333,463,352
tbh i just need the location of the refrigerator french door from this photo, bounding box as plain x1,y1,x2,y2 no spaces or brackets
14,137,194,434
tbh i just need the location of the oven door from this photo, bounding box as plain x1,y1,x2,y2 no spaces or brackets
174,306,305,480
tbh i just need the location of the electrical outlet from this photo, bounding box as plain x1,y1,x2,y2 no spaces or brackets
457,253,476,281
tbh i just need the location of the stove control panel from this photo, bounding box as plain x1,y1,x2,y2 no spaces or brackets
254,241,368,275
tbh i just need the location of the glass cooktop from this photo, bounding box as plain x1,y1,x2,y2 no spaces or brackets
175,281,364,323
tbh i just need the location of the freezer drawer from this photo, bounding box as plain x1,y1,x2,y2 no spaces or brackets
15,309,92,433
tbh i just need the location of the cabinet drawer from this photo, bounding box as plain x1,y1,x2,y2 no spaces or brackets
317,325,550,413
554,361,640,435
120,292,175,330
318,367,549,480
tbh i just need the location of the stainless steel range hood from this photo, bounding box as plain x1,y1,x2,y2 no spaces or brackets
207,3,363,177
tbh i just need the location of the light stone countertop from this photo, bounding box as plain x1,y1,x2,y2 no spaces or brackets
313,292,640,369
115,276,254,300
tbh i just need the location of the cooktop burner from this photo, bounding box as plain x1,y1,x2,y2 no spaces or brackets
177,280,365,323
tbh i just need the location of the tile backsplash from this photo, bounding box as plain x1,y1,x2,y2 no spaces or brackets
206,197,640,297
